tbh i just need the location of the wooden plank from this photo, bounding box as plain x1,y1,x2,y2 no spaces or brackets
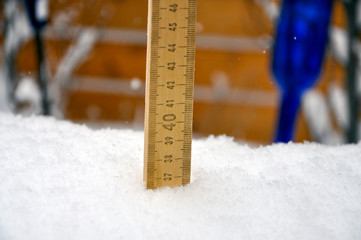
16,39,339,91
49,0,271,36
65,90,311,143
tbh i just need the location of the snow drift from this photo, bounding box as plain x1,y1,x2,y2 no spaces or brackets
0,113,360,240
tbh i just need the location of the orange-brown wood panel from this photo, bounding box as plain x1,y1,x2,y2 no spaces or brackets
18,39,275,88
332,0,347,27
197,0,272,36
49,0,272,36
321,54,346,89
193,101,310,142
50,0,149,30
16,39,147,80
193,101,277,142
49,0,346,35
76,43,147,79
16,40,37,73
74,43,277,90
16,38,342,92
66,91,143,122
196,50,274,89
66,90,311,143
14,37,342,143
7,0,348,144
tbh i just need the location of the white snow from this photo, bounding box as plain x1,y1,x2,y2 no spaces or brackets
4,1,32,57
0,113,361,240
130,78,142,90
254,0,280,21
330,27,348,66
14,77,41,115
54,29,98,83
51,29,98,118
1,1,32,112
35,0,49,21
302,90,342,144
329,83,349,131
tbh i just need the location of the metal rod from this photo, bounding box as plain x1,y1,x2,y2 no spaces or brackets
34,29,50,115
344,1,360,143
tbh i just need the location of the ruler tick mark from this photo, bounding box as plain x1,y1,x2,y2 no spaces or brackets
144,0,196,189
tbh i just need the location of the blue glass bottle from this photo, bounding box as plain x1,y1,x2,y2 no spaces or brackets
272,0,334,142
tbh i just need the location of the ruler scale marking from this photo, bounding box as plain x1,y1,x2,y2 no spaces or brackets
144,0,196,189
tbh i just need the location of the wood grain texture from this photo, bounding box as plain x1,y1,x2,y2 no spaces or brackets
144,0,196,189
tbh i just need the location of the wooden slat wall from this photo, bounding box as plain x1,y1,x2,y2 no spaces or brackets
9,0,348,143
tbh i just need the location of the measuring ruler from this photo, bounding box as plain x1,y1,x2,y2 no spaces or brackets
144,0,197,189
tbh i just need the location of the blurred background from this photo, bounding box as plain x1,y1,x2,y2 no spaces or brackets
0,0,360,145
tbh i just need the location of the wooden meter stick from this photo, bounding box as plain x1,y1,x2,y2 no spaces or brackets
144,0,196,189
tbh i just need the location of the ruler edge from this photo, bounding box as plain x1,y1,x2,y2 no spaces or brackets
144,0,157,188
144,0,197,189
182,0,197,185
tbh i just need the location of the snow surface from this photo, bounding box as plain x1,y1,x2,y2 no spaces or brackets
0,113,361,240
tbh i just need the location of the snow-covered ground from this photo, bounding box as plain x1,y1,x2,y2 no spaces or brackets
0,113,360,240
